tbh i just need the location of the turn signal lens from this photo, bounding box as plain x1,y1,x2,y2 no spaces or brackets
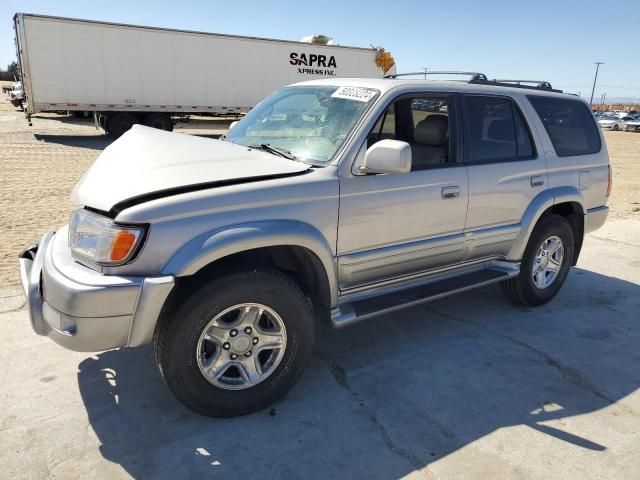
110,231,138,261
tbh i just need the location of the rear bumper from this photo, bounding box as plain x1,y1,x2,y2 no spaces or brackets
585,205,609,234
19,229,174,352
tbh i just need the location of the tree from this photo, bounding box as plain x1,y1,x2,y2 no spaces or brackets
7,61,19,80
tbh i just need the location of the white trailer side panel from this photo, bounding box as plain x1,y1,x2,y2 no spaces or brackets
17,14,391,114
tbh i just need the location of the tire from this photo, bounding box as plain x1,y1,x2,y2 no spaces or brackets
612,124,619,131
143,113,173,132
501,214,574,307
107,112,139,138
154,269,314,417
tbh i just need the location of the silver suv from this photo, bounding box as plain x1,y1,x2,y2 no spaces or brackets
20,73,611,417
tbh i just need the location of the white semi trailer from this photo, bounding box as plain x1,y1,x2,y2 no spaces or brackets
13,13,395,136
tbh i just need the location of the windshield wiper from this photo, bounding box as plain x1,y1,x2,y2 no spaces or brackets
248,143,298,161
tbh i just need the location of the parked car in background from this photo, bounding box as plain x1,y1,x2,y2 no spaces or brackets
597,115,626,130
624,118,640,132
19,73,611,417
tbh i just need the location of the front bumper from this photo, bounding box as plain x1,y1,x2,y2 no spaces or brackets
19,228,174,352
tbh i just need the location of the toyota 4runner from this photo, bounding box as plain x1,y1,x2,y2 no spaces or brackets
19,73,611,417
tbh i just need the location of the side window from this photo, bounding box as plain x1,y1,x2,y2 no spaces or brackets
527,96,601,157
367,96,451,170
368,103,396,146
464,96,534,163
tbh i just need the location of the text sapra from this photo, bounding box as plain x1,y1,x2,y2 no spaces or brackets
289,52,337,68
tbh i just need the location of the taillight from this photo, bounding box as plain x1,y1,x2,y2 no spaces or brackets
606,165,612,198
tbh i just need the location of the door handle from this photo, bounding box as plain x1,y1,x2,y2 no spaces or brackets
442,186,460,199
530,176,545,187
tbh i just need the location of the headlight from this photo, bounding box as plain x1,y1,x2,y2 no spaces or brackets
68,209,146,265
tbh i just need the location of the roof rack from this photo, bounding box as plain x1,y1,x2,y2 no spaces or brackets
385,71,488,82
384,71,562,93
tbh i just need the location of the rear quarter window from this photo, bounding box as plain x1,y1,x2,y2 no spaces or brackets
527,96,601,157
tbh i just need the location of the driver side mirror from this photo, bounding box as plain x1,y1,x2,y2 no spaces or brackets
359,139,412,175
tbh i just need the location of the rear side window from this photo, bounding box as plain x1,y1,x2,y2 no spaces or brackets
527,96,601,157
463,96,534,163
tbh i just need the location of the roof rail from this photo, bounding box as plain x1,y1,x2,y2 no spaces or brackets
492,79,556,90
467,77,562,92
385,71,563,93
384,71,488,82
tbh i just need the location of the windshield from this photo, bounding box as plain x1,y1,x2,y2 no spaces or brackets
225,86,379,165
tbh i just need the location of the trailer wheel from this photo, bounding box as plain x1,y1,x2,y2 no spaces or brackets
144,113,173,132
108,112,139,138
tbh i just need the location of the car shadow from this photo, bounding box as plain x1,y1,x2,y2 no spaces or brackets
77,267,640,479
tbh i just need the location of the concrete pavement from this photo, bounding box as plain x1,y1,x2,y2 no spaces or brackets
1,219,639,480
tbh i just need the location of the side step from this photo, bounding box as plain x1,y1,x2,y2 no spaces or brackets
331,268,513,328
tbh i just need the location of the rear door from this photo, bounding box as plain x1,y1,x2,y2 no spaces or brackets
461,94,547,260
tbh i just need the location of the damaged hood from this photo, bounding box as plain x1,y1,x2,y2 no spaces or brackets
72,125,309,212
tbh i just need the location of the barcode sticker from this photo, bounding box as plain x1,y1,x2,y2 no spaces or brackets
330,86,377,102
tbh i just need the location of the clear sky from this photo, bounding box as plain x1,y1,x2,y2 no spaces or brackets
2,0,639,102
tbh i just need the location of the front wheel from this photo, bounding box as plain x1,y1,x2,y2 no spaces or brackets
501,214,574,306
154,270,314,417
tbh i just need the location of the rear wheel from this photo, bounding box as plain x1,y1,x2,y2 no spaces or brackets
154,270,314,417
501,214,574,306
144,113,173,131
613,124,619,131
107,112,139,138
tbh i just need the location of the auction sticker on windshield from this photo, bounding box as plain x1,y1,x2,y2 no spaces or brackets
331,86,377,102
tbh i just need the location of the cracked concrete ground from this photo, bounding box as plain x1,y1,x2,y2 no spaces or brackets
2,219,639,480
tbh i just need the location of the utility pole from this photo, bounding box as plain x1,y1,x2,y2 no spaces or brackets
589,62,604,106
423,67,429,80
602,92,606,106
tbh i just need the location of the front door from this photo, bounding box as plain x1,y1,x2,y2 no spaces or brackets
337,93,469,291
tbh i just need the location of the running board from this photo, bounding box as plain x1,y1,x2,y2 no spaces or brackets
330,268,514,328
